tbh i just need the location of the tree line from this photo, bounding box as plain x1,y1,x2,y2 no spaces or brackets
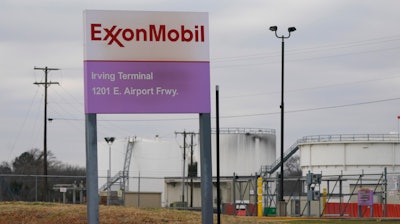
0,149,86,202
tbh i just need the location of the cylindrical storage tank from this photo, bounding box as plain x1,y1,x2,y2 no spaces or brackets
98,128,276,184
98,137,182,192
298,134,400,175
198,128,276,177
298,134,400,204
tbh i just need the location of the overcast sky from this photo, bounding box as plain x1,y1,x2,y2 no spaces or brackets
1,0,400,168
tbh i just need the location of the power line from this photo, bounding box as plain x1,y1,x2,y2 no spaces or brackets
287,97,400,114
211,35,400,69
9,85,41,156
211,44,400,69
221,97,400,119
49,96,400,122
212,35,400,63
221,73,400,99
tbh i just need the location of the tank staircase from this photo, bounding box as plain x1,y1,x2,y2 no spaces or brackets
100,171,128,191
260,134,400,177
100,137,135,192
260,139,303,177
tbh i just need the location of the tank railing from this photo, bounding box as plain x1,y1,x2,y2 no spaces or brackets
261,139,303,175
261,133,399,176
211,127,276,135
299,134,399,144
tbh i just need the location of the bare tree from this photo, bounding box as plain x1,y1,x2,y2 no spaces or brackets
284,154,302,177
1,149,85,202
283,154,303,197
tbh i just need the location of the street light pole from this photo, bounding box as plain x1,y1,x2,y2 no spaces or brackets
269,26,296,216
105,137,115,206
397,115,400,142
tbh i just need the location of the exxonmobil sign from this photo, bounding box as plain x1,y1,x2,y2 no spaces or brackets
91,24,205,47
83,10,210,114
84,10,209,61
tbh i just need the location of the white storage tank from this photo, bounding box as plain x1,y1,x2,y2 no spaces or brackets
98,137,182,193
297,134,400,205
298,134,400,175
205,128,276,177
98,128,276,185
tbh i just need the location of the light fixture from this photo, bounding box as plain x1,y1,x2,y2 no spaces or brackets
269,26,277,31
105,137,115,144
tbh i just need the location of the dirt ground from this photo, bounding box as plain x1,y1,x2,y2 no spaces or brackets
1,202,400,224
0,202,263,224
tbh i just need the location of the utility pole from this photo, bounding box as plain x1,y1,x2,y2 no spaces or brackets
189,133,196,208
34,66,59,201
181,131,187,206
175,131,196,207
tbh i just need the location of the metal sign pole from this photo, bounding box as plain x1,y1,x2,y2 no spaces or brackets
199,113,213,224
85,113,99,224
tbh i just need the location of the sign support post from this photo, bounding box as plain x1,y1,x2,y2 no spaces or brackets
85,114,99,224
199,113,213,224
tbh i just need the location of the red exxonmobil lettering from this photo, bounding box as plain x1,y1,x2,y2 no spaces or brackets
91,24,205,47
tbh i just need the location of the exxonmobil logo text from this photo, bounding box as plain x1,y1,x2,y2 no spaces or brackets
91,24,206,47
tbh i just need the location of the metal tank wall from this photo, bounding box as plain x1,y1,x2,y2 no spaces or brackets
295,134,400,205
195,128,276,177
98,137,182,193
298,134,400,175
98,137,184,207
98,128,276,189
